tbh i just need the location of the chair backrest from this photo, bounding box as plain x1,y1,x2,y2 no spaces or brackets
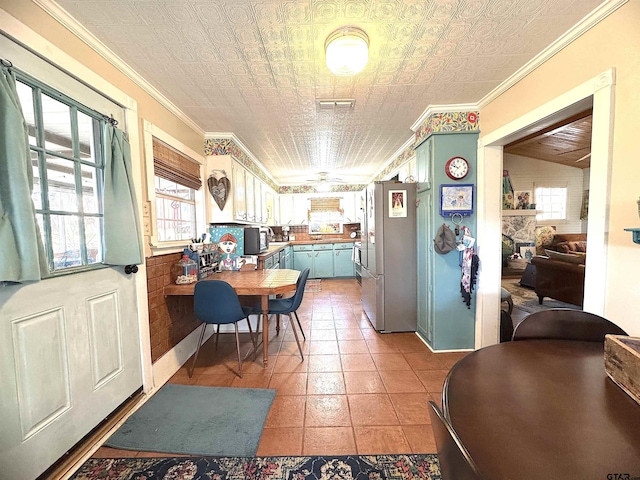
289,268,310,311
500,310,514,343
428,400,483,480
194,280,247,325
512,308,627,342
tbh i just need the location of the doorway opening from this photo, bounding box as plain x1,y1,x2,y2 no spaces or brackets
500,109,592,326
475,69,615,348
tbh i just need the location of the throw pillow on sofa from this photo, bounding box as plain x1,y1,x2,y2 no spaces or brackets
555,241,587,253
544,249,586,265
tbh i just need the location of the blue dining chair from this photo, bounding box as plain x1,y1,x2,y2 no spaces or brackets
189,280,256,378
252,268,310,360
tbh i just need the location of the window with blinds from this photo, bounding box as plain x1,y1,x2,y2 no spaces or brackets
153,138,201,242
309,197,344,234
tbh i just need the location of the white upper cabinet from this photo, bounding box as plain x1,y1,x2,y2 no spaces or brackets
340,192,357,223
233,163,247,221
245,171,255,223
205,155,274,226
279,194,294,225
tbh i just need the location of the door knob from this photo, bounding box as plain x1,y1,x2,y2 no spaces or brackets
124,264,138,274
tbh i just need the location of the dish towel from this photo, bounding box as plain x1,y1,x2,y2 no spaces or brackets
459,226,479,308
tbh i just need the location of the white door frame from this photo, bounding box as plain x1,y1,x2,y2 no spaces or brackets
475,69,616,348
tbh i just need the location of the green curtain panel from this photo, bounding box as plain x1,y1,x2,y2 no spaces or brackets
0,67,46,283
103,125,143,266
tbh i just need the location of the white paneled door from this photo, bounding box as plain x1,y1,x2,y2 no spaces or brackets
0,268,143,480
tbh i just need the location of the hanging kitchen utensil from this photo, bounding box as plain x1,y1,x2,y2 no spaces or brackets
207,170,231,211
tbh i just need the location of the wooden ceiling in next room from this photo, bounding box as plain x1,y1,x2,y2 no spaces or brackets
504,110,593,169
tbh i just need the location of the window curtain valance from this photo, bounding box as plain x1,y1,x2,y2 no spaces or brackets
152,138,201,190
0,65,47,283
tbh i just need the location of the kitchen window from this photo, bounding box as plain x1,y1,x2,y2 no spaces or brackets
14,74,106,273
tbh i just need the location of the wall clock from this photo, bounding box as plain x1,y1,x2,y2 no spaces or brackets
445,156,470,180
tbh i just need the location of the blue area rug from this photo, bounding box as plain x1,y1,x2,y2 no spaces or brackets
104,385,276,456
71,455,441,479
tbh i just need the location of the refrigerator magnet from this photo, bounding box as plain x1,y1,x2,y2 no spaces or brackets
389,190,407,218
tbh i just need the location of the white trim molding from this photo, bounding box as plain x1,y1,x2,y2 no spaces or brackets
33,0,205,137
478,0,627,109
476,68,616,349
411,103,479,132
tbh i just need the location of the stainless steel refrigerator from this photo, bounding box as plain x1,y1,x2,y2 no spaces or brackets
361,181,417,332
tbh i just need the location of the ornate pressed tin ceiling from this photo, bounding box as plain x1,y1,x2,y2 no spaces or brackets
54,0,604,185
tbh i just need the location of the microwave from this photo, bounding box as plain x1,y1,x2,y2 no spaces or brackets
244,227,269,255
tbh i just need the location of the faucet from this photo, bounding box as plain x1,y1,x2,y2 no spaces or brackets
266,226,275,241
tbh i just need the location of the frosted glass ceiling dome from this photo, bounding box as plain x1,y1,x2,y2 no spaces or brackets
325,27,369,77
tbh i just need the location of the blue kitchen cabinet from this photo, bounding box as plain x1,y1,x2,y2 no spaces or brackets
293,245,314,276
416,136,433,193
314,249,334,278
334,243,355,277
415,132,478,350
284,246,292,269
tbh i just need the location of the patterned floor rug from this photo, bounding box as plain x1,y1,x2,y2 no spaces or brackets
305,279,322,292
71,454,441,479
502,278,580,314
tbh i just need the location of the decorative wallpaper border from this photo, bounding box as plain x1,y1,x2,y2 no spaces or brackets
204,138,278,191
373,142,416,182
205,111,479,195
414,111,480,146
278,184,366,194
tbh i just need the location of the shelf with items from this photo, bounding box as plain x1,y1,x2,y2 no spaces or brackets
624,228,640,244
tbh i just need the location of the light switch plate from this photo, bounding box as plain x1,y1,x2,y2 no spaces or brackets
142,201,151,217
143,218,152,236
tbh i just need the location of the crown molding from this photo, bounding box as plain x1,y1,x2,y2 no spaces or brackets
410,103,479,133
205,132,278,186
369,135,416,183
478,0,628,109
33,0,204,137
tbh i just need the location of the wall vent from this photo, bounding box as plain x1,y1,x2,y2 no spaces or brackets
317,99,355,110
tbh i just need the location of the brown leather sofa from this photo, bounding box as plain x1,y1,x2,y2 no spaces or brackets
530,233,586,307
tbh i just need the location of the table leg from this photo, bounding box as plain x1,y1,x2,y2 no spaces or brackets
262,295,269,367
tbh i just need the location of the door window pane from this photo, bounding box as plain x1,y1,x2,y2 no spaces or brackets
84,217,102,264
41,94,73,157
81,164,100,214
77,111,97,163
31,150,42,210
51,214,82,270
16,81,37,146
46,155,78,212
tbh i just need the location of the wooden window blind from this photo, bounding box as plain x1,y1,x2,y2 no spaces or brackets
152,138,201,190
310,197,341,212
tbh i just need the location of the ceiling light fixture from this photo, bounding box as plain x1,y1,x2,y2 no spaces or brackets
325,27,369,77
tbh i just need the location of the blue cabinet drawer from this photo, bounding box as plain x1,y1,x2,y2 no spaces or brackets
293,244,313,252
334,242,354,250
314,243,333,251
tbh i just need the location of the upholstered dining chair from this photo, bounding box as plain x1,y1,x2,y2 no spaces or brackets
428,400,483,480
511,308,627,342
189,280,256,378
253,268,310,360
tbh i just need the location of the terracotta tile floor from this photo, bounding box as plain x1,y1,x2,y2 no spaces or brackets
93,278,469,458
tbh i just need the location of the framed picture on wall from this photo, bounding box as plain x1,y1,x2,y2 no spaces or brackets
440,184,474,216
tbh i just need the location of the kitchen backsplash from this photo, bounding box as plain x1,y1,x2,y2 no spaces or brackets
270,223,360,241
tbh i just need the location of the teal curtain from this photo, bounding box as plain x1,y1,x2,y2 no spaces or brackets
0,66,46,283
103,124,143,265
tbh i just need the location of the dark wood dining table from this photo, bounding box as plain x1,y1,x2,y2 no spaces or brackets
164,268,300,367
444,340,640,480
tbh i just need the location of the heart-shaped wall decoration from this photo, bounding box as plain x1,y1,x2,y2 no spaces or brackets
208,175,231,211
